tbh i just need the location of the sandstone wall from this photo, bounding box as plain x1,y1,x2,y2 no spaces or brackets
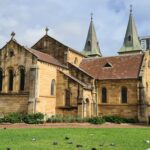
0,94,28,115
97,79,138,118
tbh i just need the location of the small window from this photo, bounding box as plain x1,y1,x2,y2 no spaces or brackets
104,63,112,68
128,35,131,41
0,69,3,92
121,87,127,103
9,49,14,57
51,79,55,95
102,87,107,103
19,68,25,91
74,57,78,64
8,69,14,91
87,41,91,47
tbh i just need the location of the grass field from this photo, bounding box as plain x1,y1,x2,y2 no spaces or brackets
0,128,150,150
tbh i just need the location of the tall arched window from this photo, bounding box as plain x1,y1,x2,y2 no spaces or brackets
102,87,107,103
0,69,3,92
8,69,14,91
51,79,55,95
19,68,25,91
121,87,127,103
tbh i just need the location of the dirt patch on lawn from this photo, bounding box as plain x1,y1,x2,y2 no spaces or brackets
0,122,149,129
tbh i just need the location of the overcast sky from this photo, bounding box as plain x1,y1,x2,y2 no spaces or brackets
0,0,150,56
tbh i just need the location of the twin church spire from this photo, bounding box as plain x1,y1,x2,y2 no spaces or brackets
82,13,102,57
83,5,142,57
119,5,142,54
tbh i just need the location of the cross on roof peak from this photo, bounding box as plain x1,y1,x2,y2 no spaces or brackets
45,27,49,35
11,32,15,40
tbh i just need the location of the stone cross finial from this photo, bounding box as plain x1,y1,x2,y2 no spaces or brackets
45,27,49,35
11,32,15,39
91,12,93,21
130,4,133,14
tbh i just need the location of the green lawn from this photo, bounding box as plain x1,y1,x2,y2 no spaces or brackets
0,128,150,150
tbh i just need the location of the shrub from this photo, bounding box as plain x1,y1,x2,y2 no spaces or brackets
0,117,5,123
22,113,44,124
47,115,64,123
88,117,105,125
3,113,23,123
47,115,88,123
63,115,77,123
103,116,136,124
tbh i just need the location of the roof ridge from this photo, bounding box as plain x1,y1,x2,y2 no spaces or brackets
82,53,143,61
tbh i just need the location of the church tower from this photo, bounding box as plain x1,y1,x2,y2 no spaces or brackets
82,14,102,57
118,5,142,54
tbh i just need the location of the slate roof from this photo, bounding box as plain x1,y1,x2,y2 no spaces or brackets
25,47,67,68
79,54,143,80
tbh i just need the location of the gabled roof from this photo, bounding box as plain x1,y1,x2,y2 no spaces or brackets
25,47,67,68
80,54,143,80
119,6,142,54
32,34,85,57
82,15,102,57
0,38,67,69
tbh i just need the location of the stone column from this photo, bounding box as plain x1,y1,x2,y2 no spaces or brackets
28,65,39,114
138,80,148,123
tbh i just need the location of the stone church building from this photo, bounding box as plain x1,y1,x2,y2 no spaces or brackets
0,7,150,123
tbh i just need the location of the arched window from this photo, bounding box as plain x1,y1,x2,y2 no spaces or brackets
19,68,25,91
121,87,127,103
8,69,14,91
51,79,55,95
102,87,107,103
0,69,3,92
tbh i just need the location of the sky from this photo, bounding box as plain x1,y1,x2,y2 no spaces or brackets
0,0,150,56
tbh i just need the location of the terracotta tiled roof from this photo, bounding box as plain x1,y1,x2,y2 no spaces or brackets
79,54,144,80
68,62,94,78
25,47,67,68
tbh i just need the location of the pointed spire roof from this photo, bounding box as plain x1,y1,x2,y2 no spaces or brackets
82,13,102,57
119,5,142,54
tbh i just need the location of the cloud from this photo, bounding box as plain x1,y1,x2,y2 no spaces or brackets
0,0,150,56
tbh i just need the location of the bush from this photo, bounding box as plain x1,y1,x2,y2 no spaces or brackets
0,112,45,124
47,115,88,123
103,116,136,124
22,113,44,124
47,115,64,123
3,113,23,123
88,117,105,125
0,117,5,123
